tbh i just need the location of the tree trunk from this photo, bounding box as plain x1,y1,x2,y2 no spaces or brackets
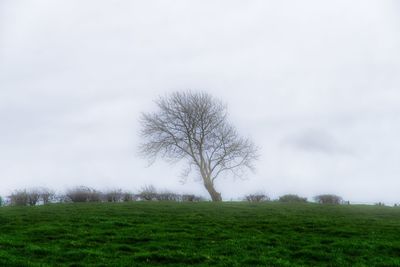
204,181,222,202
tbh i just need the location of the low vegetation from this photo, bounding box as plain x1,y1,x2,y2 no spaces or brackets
65,186,103,203
8,188,54,206
3,186,205,206
314,194,343,204
0,187,372,208
0,202,399,266
278,194,307,203
244,193,269,202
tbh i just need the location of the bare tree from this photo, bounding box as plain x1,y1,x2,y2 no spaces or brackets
139,91,258,201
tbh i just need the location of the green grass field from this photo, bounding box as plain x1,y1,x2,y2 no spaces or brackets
0,202,399,266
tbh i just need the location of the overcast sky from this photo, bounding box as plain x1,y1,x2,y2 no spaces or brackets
1,0,400,203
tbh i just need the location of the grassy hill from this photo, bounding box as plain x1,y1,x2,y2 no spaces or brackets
0,202,399,266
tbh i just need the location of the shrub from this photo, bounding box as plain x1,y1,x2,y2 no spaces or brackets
27,189,41,206
137,186,204,202
88,190,102,202
139,185,158,201
156,192,181,201
66,186,100,203
103,189,123,202
9,189,44,206
122,192,135,202
245,193,270,202
375,202,385,206
40,188,55,204
181,194,204,202
182,194,195,202
0,196,3,206
314,194,342,204
278,194,307,203
5,186,206,204
9,190,29,206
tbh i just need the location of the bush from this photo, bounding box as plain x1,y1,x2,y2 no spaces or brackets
0,196,3,206
56,194,72,203
88,190,102,202
5,186,205,204
122,192,135,202
314,194,343,204
9,189,45,206
181,194,204,202
278,194,307,203
9,190,29,206
156,192,181,201
27,189,41,206
66,186,101,203
182,194,195,202
138,185,158,201
40,188,55,204
137,186,204,202
245,193,270,202
103,189,124,202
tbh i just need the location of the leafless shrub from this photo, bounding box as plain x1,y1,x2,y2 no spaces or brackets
5,186,206,205
122,192,135,202
278,194,307,203
314,194,343,204
66,186,100,203
54,194,71,203
156,192,181,201
9,190,29,206
245,193,270,202
139,185,158,201
182,194,196,202
136,186,205,202
27,189,41,206
181,194,204,202
88,190,102,202
39,188,56,204
9,188,43,206
103,189,124,202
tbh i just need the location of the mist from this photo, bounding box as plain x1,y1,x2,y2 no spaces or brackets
1,0,400,204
